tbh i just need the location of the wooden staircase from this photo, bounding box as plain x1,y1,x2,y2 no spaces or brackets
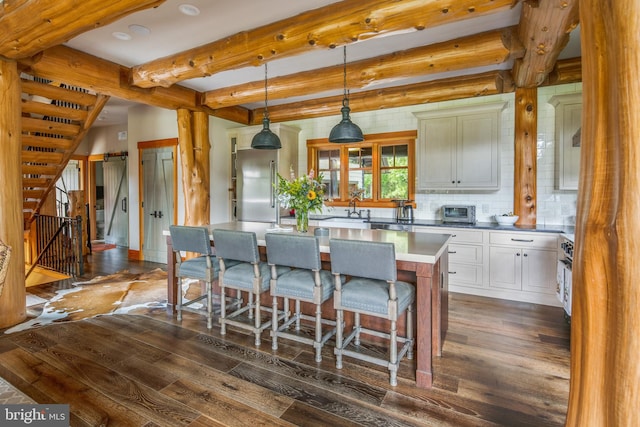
20,74,109,228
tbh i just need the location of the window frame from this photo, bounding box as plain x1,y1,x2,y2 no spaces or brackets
307,130,416,209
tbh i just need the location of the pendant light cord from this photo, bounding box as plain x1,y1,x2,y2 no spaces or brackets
342,45,348,108
263,63,269,119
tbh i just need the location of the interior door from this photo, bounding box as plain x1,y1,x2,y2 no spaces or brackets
103,157,129,246
142,147,174,263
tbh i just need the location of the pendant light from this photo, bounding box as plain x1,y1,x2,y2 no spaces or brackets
251,63,281,149
329,46,364,143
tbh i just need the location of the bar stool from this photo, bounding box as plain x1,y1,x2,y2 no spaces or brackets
329,238,415,386
265,233,338,362
213,229,289,346
168,225,217,329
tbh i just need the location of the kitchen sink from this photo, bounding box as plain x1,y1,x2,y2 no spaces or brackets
323,216,367,222
319,216,370,229
370,222,413,232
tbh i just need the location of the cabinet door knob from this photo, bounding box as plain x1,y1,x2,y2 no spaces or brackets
516,252,521,256
523,253,528,257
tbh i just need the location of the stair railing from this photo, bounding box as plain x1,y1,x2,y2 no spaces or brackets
27,214,84,279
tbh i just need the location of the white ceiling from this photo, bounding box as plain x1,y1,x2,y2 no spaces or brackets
65,0,580,126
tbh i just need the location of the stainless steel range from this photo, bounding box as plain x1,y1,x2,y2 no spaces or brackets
557,233,574,323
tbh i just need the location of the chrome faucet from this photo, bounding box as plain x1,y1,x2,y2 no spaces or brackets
346,188,367,218
346,198,361,218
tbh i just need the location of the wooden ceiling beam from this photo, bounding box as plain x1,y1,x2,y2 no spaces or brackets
548,56,581,85
19,45,250,124
130,0,517,89
204,27,523,109
512,0,580,87
0,0,165,59
259,70,514,124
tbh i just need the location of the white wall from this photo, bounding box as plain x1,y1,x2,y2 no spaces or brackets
125,104,241,251
79,124,129,155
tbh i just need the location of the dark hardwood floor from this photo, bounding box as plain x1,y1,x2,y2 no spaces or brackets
1,248,570,426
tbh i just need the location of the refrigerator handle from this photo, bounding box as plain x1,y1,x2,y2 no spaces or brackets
270,160,276,208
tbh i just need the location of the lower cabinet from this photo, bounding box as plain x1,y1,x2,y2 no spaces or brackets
415,226,561,306
489,246,557,293
488,231,558,295
414,226,484,288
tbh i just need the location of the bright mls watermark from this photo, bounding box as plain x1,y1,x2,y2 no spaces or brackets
1,405,69,426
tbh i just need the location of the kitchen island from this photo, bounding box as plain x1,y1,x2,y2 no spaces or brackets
165,221,451,388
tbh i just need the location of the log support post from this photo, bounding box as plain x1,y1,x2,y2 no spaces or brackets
513,87,537,225
176,109,211,226
0,58,26,328
567,2,640,426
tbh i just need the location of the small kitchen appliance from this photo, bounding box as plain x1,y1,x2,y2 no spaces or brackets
442,205,476,224
392,199,413,222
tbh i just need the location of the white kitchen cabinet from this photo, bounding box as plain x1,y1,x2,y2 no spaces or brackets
414,225,561,306
549,93,582,190
414,102,506,190
414,226,484,288
488,231,558,295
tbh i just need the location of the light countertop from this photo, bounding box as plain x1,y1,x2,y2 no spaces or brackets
166,221,451,265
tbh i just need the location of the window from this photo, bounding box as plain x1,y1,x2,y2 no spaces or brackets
307,130,416,208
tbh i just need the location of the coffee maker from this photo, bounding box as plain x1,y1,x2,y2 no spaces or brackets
392,199,414,222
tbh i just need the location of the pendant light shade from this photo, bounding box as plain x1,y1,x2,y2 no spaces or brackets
251,63,281,149
329,46,363,143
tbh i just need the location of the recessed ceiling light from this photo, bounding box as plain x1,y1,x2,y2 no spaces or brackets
112,31,132,41
179,4,200,16
128,24,151,35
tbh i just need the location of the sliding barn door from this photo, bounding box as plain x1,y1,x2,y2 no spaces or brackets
103,157,129,247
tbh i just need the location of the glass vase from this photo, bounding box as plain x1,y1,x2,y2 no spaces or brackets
296,209,309,233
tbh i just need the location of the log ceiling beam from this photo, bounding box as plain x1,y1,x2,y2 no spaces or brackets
256,70,514,125
130,0,517,89
0,0,165,59
204,27,523,110
18,45,250,124
512,0,580,87
548,56,581,85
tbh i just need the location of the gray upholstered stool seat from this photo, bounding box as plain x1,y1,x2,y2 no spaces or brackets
266,233,338,362
340,278,414,316
329,238,415,386
213,229,288,346
169,225,218,329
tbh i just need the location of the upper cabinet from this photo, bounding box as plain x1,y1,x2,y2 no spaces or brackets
414,102,506,191
549,93,582,190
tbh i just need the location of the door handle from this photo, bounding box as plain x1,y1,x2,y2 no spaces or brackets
158,211,163,218
121,197,127,213
150,211,157,218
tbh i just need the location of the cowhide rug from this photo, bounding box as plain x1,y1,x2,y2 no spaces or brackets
6,268,179,334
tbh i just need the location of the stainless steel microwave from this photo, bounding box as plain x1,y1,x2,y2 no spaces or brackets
442,205,476,224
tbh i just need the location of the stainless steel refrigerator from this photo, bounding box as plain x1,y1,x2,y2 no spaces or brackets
236,149,278,222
